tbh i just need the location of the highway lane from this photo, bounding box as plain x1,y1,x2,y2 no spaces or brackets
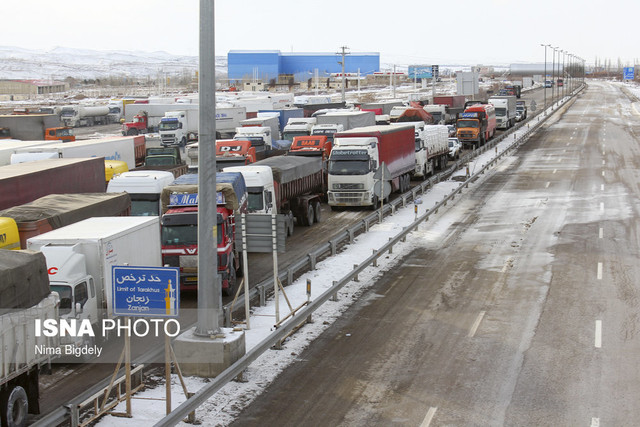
228,81,640,426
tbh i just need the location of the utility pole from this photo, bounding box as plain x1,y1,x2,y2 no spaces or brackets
337,46,349,103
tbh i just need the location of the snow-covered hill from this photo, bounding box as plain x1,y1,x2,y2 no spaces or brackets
0,46,226,80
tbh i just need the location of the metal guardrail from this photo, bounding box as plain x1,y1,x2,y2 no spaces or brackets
157,84,585,426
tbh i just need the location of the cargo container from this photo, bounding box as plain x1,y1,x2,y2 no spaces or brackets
27,217,162,329
0,140,59,166
11,136,137,169
258,108,304,134
0,158,105,210
0,114,62,141
0,192,131,249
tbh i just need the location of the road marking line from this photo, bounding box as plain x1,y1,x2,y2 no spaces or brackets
601,184,604,191
420,407,438,427
553,169,557,174
600,202,604,212
545,182,550,188
558,158,562,162
591,417,600,427
599,228,603,238
603,150,606,156
597,262,603,280
602,170,605,177
595,320,602,348
468,311,486,338
602,160,606,165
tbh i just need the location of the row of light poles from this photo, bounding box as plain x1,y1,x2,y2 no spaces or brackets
540,44,585,113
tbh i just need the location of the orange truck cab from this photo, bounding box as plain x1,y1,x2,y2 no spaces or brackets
45,126,75,142
215,139,258,171
456,102,496,149
289,135,332,162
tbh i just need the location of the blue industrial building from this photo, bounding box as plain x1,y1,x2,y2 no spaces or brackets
227,50,380,83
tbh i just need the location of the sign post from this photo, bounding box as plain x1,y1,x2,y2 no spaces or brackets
113,266,180,415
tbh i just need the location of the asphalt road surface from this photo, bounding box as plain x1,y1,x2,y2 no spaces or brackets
229,81,640,426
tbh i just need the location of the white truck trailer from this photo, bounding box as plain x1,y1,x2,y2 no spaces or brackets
414,124,450,178
11,136,137,169
0,250,59,427
26,217,162,343
282,118,317,142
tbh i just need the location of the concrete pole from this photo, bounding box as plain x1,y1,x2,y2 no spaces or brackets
195,0,221,336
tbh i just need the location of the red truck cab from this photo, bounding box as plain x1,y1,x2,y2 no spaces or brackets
160,172,247,295
216,139,257,170
122,111,150,136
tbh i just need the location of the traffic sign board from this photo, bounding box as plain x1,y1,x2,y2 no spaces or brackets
112,266,180,317
624,67,635,80
373,162,391,180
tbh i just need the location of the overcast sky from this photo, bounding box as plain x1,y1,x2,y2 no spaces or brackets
4,0,639,67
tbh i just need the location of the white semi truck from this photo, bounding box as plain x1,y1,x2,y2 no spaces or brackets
106,170,176,216
282,117,317,142
159,110,199,147
27,217,162,345
488,96,517,130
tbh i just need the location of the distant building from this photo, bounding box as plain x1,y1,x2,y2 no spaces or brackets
227,50,380,84
0,79,68,96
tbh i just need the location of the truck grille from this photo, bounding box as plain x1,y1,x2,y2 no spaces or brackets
333,183,364,190
333,192,366,204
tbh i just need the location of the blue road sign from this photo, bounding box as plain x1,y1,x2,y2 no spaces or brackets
624,67,634,80
112,266,180,317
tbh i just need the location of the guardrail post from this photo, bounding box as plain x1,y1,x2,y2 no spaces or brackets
391,204,396,215
306,279,313,324
308,253,317,270
364,219,369,233
373,249,378,267
353,265,359,282
388,237,393,254
69,405,79,427
331,281,339,301
288,268,294,285
223,306,231,328
401,227,407,242
348,228,355,244
258,284,266,306
330,239,337,256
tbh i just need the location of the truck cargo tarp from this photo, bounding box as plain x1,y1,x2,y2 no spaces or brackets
0,193,131,229
160,172,246,212
253,156,322,184
316,111,376,130
0,250,50,314
396,108,434,124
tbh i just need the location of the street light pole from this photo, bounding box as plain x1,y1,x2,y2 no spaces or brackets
541,44,549,113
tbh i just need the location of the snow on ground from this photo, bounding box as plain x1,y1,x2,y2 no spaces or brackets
97,102,564,427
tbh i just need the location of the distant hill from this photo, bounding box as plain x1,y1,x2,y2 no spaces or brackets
0,46,226,80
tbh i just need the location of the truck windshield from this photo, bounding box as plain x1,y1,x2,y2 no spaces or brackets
159,121,179,131
145,156,176,166
61,109,75,117
247,191,264,212
457,120,479,128
161,224,199,245
50,284,73,315
495,108,506,117
131,200,159,216
283,131,309,142
56,128,73,136
312,129,335,136
430,112,442,122
328,160,370,175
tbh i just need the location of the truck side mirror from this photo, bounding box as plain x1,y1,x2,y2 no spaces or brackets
75,302,83,315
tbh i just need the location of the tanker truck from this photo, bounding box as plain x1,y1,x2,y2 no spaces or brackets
60,105,110,127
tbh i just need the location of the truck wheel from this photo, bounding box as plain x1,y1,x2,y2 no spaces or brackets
3,386,28,427
127,128,139,136
313,201,322,223
305,204,315,226
222,267,237,297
